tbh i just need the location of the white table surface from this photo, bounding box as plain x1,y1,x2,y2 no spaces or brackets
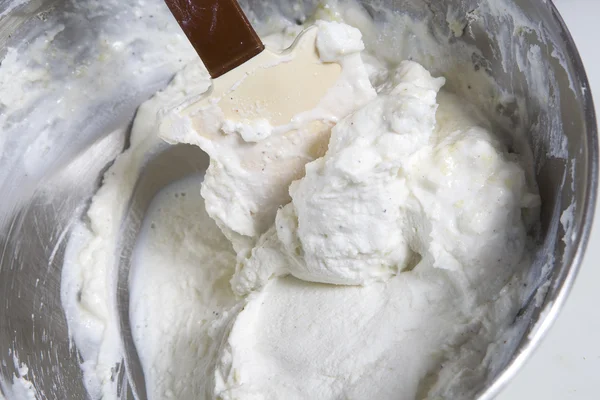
497,0,600,399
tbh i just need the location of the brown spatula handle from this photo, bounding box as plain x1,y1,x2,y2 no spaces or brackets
165,0,265,78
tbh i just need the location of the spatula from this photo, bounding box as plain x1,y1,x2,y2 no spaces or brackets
163,0,342,135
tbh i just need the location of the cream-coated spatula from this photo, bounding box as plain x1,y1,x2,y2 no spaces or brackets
161,0,376,246
164,0,342,133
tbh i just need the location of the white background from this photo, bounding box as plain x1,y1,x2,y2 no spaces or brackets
497,0,600,399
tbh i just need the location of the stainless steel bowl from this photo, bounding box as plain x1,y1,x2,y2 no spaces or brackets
0,0,597,399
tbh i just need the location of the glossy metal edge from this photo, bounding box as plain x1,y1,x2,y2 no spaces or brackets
477,1,599,398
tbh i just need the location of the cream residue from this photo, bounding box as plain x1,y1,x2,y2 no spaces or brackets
0,351,37,400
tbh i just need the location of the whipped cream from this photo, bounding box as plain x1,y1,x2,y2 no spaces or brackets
205,61,539,400
231,60,538,293
59,9,540,400
233,61,446,289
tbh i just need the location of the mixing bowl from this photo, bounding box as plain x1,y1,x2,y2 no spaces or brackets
0,0,597,398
